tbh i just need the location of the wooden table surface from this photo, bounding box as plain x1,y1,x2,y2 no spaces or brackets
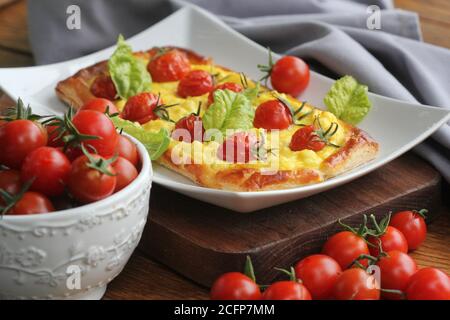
0,0,448,300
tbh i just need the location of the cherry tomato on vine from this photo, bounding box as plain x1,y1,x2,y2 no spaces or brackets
121,92,163,124
376,250,417,300
332,268,380,300
210,272,261,300
0,169,22,195
90,75,117,101
67,153,117,203
322,231,369,269
72,110,119,157
112,157,138,192
207,82,243,105
406,268,450,300
7,191,54,215
148,49,191,82
177,70,213,98
390,210,427,250
0,119,48,169
294,254,342,299
173,114,204,143
289,125,326,152
217,132,257,163
80,98,119,115
21,147,71,197
116,135,139,166
368,226,408,257
263,281,311,300
253,100,292,130
46,124,66,148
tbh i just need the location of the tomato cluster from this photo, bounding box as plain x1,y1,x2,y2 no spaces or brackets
210,209,450,300
0,98,140,216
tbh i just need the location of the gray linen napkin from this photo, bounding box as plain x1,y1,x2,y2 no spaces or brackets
27,0,450,182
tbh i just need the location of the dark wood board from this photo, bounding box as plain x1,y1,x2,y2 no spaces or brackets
139,153,443,287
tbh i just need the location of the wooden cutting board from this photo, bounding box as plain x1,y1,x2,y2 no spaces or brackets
139,152,443,287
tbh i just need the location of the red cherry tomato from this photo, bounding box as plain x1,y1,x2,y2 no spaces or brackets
80,98,119,114
390,210,427,250
368,226,408,257
90,75,117,100
21,147,71,197
210,272,261,300
253,100,292,130
116,135,139,167
376,250,417,300
294,254,342,299
7,192,54,215
72,110,119,157
263,281,311,300
173,114,204,143
0,120,47,169
332,268,380,300
217,132,257,163
271,56,310,96
0,169,22,196
406,268,450,300
121,92,163,124
177,70,213,98
289,125,325,152
112,157,138,192
148,49,191,82
322,231,370,269
207,82,243,105
67,154,117,203
46,124,65,148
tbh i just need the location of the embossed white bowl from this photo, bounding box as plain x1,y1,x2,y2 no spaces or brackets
0,136,152,300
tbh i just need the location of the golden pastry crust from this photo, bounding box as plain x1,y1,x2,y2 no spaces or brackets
55,46,379,191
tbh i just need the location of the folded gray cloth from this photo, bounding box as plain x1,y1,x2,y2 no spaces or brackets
27,0,450,182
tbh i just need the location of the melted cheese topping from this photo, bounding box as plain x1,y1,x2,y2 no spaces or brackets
116,62,348,171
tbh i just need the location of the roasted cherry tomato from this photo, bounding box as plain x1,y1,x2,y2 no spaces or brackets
294,254,342,299
90,75,117,100
376,250,417,300
21,147,71,197
112,157,138,192
116,135,139,167
390,210,427,250
217,132,257,163
80,98,119,115
121,92,163,124
322,231,370,269
332,268,380,300
173,114,204,143
148,49,191,82
253,100,292,130
263,281,311,300
177,70,213,98
260,55,310,96
289,125,325,152
368,226,408,257
7,191,54,215
72,110,119,157
406,268,450,300
67,154,117,203
210,272,261,300
0,119,48,169
207,82,243,105
0,169,22,195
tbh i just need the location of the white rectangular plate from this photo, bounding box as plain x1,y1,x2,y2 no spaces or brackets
0,6,449,212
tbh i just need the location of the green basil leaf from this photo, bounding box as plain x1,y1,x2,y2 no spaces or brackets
108,35,152,100
202,89,255,135
324,75,372,125
112,116,169,160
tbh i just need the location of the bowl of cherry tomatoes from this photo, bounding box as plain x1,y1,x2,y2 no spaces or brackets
0,98,152,300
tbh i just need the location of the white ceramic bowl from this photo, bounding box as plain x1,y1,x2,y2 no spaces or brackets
0,136,152,300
